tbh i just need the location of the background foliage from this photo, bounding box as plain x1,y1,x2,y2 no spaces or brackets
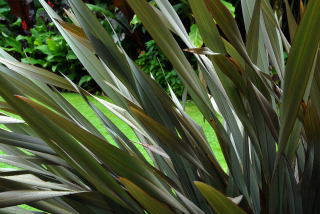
0,0,235,96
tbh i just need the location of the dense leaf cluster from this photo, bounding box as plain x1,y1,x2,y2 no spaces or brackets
0,0,319,213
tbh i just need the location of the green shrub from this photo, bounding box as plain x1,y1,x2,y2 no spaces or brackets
0,0,131,91
0,2,93,89
135,40,184,96
0,0,319,214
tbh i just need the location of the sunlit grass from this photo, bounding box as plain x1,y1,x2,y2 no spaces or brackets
62,93,225,168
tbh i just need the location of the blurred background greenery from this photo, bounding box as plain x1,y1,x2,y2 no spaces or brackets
0,0,236,96
0,0,302,96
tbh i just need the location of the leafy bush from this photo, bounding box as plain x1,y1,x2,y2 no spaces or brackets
0,0,139,90
135,40,184,96
0,0,319,214
0,1,94,89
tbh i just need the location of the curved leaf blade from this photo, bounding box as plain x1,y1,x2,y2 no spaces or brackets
194,181,247,214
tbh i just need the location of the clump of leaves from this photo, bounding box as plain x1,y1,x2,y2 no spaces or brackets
0,3,93,89
0,0,319,214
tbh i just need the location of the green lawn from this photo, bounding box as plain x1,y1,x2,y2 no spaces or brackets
63,93,225,166
0,93,225,168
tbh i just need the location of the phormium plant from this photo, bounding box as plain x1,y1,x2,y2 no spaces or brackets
0,0,319,213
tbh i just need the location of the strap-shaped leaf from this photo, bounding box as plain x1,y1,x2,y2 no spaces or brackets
0,129,55,155
0,207,39,214
0,190,83,208
188,0,225,53
39,0,130,108
0,174,73,191
56,20,94,52
194,181,247,214
0,58,74,91
67,0,138,97
128,103,206,172
203,0,249,66
302,101,320,213
278,0,320,163
120,177,175,214
284,0,297,41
